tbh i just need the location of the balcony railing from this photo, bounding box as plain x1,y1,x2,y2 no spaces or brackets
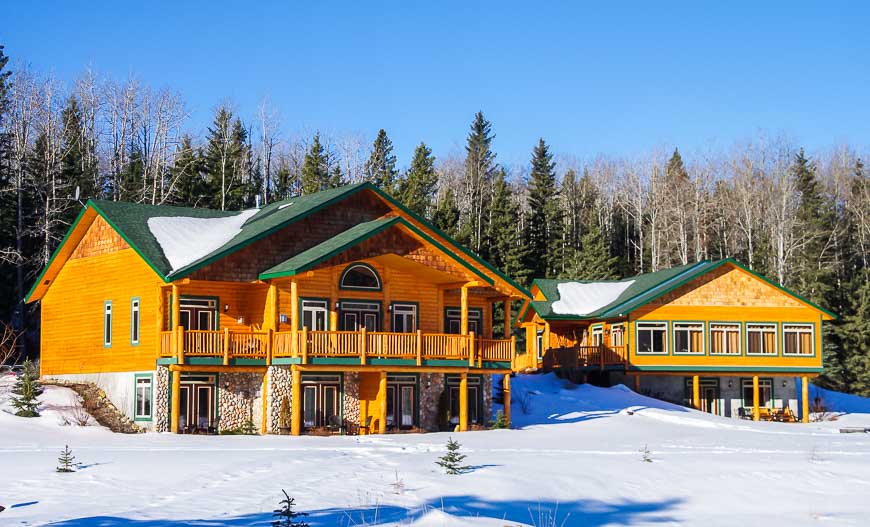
546,344,627,370
159,327,515,368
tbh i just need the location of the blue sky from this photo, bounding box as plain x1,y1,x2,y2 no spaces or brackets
5,1,869,166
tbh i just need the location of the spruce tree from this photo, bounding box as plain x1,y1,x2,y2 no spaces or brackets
487,168,530,284
171,136,206,206
300,133,330,194
436,437,470,475
525,139,562,278
364,129,398,193
841,271,870,396
463,112,497,258
11,359,43,417
562,221,619,280
272,489,309,527
432,188,462,240
202,107,250,210
59,95,98,209
56,445,76,473
398,142,438,217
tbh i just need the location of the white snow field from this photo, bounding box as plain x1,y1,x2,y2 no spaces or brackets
3,373,870,527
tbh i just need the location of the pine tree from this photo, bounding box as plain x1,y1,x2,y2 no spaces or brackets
203,106,250,210
463,112,497,258
11,359,43,417
525,138,562,278
364,129,398,193
487,168,530,284
840,271,870,395
171,136,206,206
300,133,330,194
56,444,76,473
59,95,98,209
436,437,470,475
432,188,462,240
272,489,309,527
562,222,619,280
398,142,438,217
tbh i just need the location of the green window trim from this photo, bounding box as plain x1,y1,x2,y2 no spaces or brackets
671,321,706,356
298,297,331,331
740,377,774,408
130,297,141,346
104,300,113,348
635,320,669,355
133,373,154,421
781,322,817,358
707,321,743,356
745,322,779,357
338,262,382,291
389,301,420,333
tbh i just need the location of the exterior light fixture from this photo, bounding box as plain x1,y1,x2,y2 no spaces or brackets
237,316,245,325
727,379,733,389
279,313,288,323
223,304,229,312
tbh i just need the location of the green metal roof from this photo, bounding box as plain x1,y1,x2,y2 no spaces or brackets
529,259,837,320
259,217,399,279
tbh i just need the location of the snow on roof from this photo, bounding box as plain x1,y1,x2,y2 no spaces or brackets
147,210,258,273
551,280,636,316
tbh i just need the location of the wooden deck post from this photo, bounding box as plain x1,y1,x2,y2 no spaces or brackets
223,327,230,365
360,327,367,365
261,369,269,434
290,278,299,357
633,374,641,392
692,375,700,410
437,287,445,333
460,285,469,336
504,298,512,339
266,328,273,366
267,282,278,330
503,373,511,427
171,283,180,333
468,331,475,367
801,375,810,423
752,375,760,421
156,286,165,358
170,370,181,434
291,366,301,436
377,371,387,434
510,335,517,370
459,372,468,432
301,327,308,365
176,326,185,365
416,329,423,366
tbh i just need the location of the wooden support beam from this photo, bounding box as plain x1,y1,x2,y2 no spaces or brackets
360,327,367,365
170,370,181,434
437,287,445,333
459,372,468,432
329,269,339,331
383,268,391,332
261,369,269,434
504,299,512,340
752,375,760,422
503,373,511,427
378,371,387,434
155,286,165,358
301,327,308,364
293,364,511,374
416,329,423,366
801,375,810,423
267,282,278,331
169,364,267,373
468,330,475,367
460,285,469,336
634,374,641,392
290,278,299,357
692,375,700,410
171,284,180,333
176,326,185,365
222,327,230,366
291,366,301,436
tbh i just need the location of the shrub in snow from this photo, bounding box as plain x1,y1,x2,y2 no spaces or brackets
56,445,76,473
10,359,43,417
436,437,470,475
272,489,309,527
639,444,653,463
491,410,509,429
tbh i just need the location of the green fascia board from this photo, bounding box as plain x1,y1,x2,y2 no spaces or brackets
368,358,417,366
259,217,399,279
169,183,369,279
231,358,267,366
627,365,824,373
25,205,90,303
362,183,532,299
185,357,225,365
271,357,301,365
156,357,178,365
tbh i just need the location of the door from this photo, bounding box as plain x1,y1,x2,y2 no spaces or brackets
301,299,328,331
392,304,417,333
179,298,217,331
702,386,720,415
176,377,215,433
340,302,380,331
386,379,417,430
446,308,481,335
301,377,341,431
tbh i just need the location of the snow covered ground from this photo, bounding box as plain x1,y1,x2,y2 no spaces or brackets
3,373,870,527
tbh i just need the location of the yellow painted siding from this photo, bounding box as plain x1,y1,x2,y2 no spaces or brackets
41,246,164,375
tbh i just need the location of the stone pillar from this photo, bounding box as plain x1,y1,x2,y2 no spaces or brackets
154,366,170,432
343,371,360,434
419,373,445,432
217,372,265,433
267,365,293,434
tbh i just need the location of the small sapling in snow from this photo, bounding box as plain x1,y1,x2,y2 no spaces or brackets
56,445,76,472
639,444,653,463
272,489,309,527
436,436,470,475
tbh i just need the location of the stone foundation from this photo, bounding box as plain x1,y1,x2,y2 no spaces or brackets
343,372,360,433
419,373,445,432
267,366,293,434
154,366,170,432
217,372,264,432
482,375,493,425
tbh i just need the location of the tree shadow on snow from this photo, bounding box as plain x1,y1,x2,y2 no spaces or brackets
48,495,684,526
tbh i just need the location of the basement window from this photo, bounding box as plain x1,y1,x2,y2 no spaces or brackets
135,375,152,420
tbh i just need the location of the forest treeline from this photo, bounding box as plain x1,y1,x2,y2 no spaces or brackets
0,47,867,394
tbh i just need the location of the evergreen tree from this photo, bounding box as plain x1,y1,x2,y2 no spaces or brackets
364,129,398,193
463,112,497,258
274,164,294,201
272,489,309,527
59,95,98,209
300,133,330,194
398,142,438,217
170,136,206,206
436,437,470,475
562,221,619,280
432,188,462,241
525,138,562,278
11,359,43,417
840,271,870,396
56,444,76,473
203,107,249,210
487,168,530,284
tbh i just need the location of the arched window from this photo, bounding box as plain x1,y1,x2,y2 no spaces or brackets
339,263,381,291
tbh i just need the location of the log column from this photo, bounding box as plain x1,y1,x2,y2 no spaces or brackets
460,285,469,336
170,370,181,434
752,375,760,421
503,373,511,427
291,366,301,436
692,375,700,410
801,375,810,423
504,299,512,339
459,372,468,432
377,371,388,434
290,278,299,357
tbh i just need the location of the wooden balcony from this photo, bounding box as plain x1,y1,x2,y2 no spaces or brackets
547,344,628,371
158,327,515,369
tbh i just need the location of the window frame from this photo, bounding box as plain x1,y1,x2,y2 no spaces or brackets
444,307,483,336
104,300,113,348
299,297,330,331
390,302,419,333
338,262,382,291
590,324,604,346
708,322,742,356
782,323,816,357
635,321,669,355
134,373,153,421
610,323,626,349
741,378,774,408
672,321,706,355
130,297,141,346
745,322,779,356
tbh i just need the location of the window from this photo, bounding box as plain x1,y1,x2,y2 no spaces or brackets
339,263,381,290
742,378,773,408
392,303,417,333
179,297,217,331
446,375,482,425
130,298,140,346
591,325,603,346
710,323,741,355
340,301,380,331
673,322,704,354
104,301,113,347
636,322,667,354
536,329,544,360
610,324,625,348
135,375,152,420
445,308,482,335
783,324,814,356
746,323,777,355
301,299,329,331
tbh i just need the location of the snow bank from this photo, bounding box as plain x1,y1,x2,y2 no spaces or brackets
551,280,634,316
147,210,258,272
